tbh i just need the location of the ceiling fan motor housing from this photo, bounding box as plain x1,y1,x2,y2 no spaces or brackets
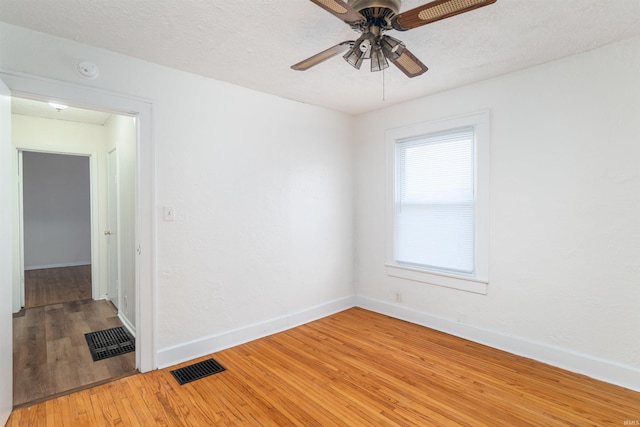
349,0,401,14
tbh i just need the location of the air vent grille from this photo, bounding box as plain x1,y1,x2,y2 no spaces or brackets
85,326,135,361
171,358,226,385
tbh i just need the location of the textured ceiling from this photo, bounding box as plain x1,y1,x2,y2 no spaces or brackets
1,0,640,115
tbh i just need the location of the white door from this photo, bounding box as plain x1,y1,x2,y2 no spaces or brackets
107,149,120,309
0,78,14,423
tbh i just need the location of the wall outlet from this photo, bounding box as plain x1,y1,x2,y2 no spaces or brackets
395,291,402,303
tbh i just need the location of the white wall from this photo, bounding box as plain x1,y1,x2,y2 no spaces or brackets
4,21,636,391
0,23,355,365
354,36,640,389
22,151,91,269
105,114,136,330
155,76,355,359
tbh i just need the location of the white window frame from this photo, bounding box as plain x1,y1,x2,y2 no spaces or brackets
385,111,490,294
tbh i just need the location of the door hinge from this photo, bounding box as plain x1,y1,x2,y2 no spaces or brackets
137,245,142,255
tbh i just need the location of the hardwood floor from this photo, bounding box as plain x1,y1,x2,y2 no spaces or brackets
24,265,92,308
14,264,135,408
13,299,136,408
7,308,639,426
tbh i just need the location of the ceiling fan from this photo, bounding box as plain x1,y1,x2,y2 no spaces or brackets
291,0,497,77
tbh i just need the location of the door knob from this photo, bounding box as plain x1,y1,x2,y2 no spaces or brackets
104,231,112,236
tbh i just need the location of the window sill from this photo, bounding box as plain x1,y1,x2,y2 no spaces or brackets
385,264,488,294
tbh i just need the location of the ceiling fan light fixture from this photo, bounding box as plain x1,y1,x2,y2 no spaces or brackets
343,45,365,69
370,46,389,72
380,35,405,61
360,39,373,59
343,33,375,69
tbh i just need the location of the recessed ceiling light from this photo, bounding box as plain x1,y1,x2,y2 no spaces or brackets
48,102,69,111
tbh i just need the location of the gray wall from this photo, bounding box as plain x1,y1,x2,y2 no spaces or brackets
23,151,91,270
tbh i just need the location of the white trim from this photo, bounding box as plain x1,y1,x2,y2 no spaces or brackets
119,311,136,338
0,73,13,427
385,264,487,294
16,149,101,303
16,150,24,310
24,262,91,271
2,69,156,372
89,152,100,301
356,295,640,392
157,296,356,369
385,111,490,293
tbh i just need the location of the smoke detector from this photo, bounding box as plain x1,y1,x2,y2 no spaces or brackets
76,61,99,79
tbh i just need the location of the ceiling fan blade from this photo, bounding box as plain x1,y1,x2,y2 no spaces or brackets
291,41,355,71
309,0,366,24
392,0,497,31
389,47,429,78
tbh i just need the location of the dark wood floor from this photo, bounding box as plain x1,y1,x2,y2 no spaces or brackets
24,265,92,308
13,267,136,408
7,308,640,426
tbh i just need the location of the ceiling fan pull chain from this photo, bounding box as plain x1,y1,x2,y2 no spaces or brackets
382,68,386,102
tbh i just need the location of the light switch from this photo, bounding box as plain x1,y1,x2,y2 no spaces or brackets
164,206,176,221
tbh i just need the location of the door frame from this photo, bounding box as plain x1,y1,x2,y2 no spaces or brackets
0,72,13,427
1,69,157,373
106,147,121,310
17,149,99,305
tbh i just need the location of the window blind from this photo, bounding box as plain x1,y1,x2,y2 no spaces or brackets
395,126,475,274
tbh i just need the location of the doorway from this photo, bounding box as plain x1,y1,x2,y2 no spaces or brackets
21,151,92,308
11,98,138,407
0,71,155,420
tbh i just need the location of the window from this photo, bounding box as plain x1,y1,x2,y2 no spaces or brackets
386,111,489,294
395,127,475,274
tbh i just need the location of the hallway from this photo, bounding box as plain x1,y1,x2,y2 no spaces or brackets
13,266,136,407
24,265,92,308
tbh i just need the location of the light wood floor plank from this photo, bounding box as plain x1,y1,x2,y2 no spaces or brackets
8,308,640,425
87,390,108,427
71,393,87,427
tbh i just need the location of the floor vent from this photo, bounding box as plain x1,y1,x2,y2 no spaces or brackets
85,326,135,361
171,358,226,385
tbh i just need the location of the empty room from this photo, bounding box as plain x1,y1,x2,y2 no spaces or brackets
0,0,639,425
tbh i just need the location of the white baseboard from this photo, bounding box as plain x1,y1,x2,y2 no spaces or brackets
96,295,136,337
356,295,640,392
155,293,639,392
119,312,136,338
24,261,91,271
157,295,356,369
